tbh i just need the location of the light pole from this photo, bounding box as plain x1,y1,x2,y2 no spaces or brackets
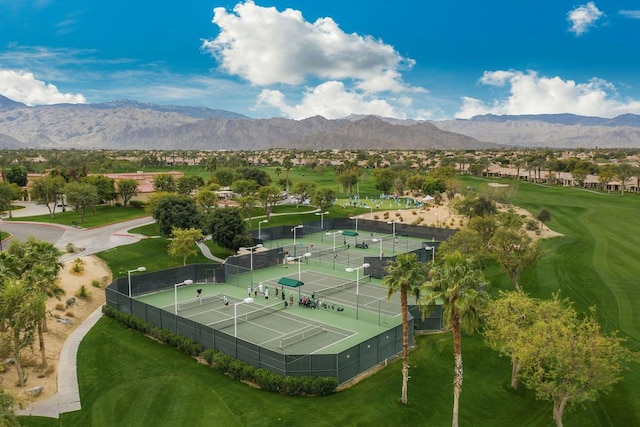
424,246,435,263
325,230,343,251
287,252,312,281
372,237,384,259
350,215,362,233
240,244,263,288
315,211,329,229
387,220,400,253
127,266,146,298
234,297,254,337
291,224,303,246
258,219,268,239
174,279,194,314
345,263,370,320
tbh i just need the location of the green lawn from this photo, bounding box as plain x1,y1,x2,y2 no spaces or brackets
6,205,148,228
97,235,216,275
15,177,640,426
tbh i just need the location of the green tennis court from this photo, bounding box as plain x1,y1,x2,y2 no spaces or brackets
136,265,402,354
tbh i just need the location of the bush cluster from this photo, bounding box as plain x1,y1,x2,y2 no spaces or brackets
202,349,337,395
103,306,338,396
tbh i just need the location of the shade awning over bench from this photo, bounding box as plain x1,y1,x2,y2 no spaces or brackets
341,230,358,237
278,277,304,287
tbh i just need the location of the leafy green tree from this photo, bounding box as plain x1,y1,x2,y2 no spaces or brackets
422,177,446,195
153,174,176,192
30,175,66,217
207,207,250,251
195,189,219,216
483,291,567,390
405,174,426,192
291,181,317,207
256,185,281,220
382,253,427,404
420,251,490,427
177,175,205,195
64,181,100,222
5,165,27,187
438,229,488,267
536,208,552,230
489,228,545,292
518,305,637,427
168,228,205,266
213,167,235,187
232,179,259,197
466,215,498,246
598,166,615,191
82,175,116,204
0,181,22,218
373,168,395,194
313,187,336,212
152,194,202,237
116,179,138,208
235,167,271,187
571,165,590,188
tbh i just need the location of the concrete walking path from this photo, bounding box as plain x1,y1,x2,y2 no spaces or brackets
15,307,104,418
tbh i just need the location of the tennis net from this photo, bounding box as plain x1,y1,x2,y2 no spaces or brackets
208,301,286,330
313,278,364,300
178,293,222,312
279,325,326,348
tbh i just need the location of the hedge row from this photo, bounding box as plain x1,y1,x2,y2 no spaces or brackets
202,349,338,396
102,305,338,396
102,305,203,356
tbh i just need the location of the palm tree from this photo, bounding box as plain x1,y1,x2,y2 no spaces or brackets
1,238,64,367
382,252,427,404
283,157,293,192
420,251,490,427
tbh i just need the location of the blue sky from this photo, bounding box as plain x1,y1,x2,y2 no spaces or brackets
1,0,640,120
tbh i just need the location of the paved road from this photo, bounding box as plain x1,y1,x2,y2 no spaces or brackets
1,202,154,259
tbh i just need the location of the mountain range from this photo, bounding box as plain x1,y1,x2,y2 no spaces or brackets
1,95,640,150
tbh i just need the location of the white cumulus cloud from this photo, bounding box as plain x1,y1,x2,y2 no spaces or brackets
0,68,86,105
567,2,604,35
256,81,402,120
456,70,640,118
202,1,415,92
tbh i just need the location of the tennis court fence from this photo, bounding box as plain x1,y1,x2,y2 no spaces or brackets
106,266,414,385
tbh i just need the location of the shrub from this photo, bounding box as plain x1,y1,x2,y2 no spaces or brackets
525,218,538,230
76,285,91,300
65,311,75,318
202,349,217,365
91,279,102,288
55,303,65,311
65,242,76,253
71,263,84,274
129,200,145,209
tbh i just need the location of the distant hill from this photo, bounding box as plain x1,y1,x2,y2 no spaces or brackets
431,113,640,148
0,95,492,150
2,94,639,149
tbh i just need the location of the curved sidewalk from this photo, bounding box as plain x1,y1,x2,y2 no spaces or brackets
15,307,104,418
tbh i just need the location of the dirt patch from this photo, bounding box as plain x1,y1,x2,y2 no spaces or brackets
1,256,111,406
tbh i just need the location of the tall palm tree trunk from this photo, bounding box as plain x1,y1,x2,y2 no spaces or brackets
452,315,462,427
400,288,409,404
